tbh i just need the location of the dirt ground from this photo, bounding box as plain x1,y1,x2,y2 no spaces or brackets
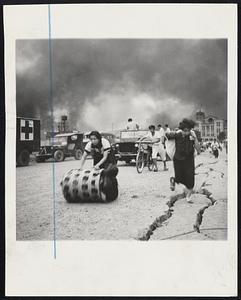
16,150,227,240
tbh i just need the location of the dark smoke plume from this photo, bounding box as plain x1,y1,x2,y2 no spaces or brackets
16,39,227,131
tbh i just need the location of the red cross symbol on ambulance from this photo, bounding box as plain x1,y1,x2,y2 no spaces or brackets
20,119,34,141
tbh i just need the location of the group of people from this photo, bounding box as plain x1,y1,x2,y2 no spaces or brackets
201,139,226,158
127,118,171,172
139,118,201,202
139,124,170,172
78,120,172,173
78,117,202,203
126,118,170,134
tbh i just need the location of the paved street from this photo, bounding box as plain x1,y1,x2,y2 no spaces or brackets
16,150,227,240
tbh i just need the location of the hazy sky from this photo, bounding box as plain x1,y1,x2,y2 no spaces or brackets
16,39,227,131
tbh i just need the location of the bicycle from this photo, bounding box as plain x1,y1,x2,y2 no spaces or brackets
136,140,154,173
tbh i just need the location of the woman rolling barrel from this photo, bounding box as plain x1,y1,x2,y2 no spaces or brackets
79,131,116,170
61,131,118,203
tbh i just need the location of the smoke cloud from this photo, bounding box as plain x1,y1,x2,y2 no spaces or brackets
16,39,227,131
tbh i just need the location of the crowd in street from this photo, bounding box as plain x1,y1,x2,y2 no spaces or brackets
126,117,227,203
76,117,227,204
202,139,227,157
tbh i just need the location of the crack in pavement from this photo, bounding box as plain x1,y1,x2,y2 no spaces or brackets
137,192,185,241
195,162,204,169
137,165,218,241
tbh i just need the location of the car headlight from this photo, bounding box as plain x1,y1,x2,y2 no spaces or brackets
115,144,119,147
135,143,138,147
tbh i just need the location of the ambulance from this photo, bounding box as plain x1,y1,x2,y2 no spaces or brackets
16,117,40,166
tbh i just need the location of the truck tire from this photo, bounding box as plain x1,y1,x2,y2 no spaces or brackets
17,149,30,166
75,149,83,160
54,150,64,162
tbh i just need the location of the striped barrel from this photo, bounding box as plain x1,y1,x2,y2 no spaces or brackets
60,169,107,203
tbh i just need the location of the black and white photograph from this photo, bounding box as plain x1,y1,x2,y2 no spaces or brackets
16,38,228,241
5,4,237,296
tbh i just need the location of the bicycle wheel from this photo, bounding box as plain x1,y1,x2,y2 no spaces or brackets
148,157,154,171
136,151,145,173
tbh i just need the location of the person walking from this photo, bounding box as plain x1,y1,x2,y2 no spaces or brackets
141,125,167,172
211,139,219,158
158,124,168,171
166,118,201,203
79,131,116,170
165,124,171,133
158,124,165,137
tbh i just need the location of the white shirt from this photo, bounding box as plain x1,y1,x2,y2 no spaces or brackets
146,131,161,146
165,127,171,133
159,127,165,143
85,137,111,154
127,121,139,130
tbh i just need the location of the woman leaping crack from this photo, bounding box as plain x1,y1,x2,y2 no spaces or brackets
166,118,201,203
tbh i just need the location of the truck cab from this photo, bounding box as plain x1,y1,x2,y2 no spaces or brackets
36,132,84,162
114,130,148,164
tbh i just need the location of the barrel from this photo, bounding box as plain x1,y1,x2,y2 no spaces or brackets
60,167,118,203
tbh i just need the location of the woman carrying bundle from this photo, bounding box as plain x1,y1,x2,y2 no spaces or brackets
166,118,201,203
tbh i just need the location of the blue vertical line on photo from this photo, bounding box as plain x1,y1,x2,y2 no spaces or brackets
48,4,57,259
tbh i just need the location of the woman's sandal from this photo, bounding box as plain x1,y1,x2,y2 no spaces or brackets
170,177,175,191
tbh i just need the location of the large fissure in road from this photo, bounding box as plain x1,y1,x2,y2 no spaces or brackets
137,158,225,241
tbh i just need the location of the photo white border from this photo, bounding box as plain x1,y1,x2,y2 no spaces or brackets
4,4,237,296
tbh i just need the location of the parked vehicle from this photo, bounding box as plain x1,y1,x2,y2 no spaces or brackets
114,130,148,164
101,132,117,145
36,132,84,162
16,117,41,166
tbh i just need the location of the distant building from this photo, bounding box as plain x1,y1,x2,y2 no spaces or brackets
195,110,227,142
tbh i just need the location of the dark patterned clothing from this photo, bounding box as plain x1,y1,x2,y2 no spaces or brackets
173,156,195,189
172,132,195,160
166,131,195,189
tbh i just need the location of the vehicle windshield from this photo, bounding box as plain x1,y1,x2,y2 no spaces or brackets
120,130,148,141
50,136,68,145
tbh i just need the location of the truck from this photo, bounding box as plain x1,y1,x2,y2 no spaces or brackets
35,132,84,162
16,116,41,166
114,130,149,164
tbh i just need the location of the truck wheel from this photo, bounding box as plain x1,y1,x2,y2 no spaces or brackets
17,149,30,166
75,149,83,160
54,150,64,162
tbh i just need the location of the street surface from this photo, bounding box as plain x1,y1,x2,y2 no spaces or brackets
16,150,227,240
